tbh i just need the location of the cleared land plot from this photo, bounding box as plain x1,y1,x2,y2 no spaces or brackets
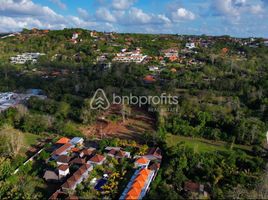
81,105,156,142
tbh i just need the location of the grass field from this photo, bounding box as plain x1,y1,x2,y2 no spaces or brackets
166,134,252,153
24,132,41,146
19,132,42,156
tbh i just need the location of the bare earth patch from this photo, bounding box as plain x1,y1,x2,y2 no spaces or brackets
81,105,156,142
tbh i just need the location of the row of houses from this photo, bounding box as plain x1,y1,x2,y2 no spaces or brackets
45,137,98,197
10,52,45,64
120,147,162,200
113,48,147,63
46,136,162,199
160,44,197,62
120,168,154,200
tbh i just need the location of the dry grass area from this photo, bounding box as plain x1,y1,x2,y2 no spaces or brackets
81,105,156,142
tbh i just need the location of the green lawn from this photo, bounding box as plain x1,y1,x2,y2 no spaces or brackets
24,132,41,146
19,133,42,156
166,134,252,153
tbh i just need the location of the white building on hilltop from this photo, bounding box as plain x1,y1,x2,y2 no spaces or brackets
113,48,147,63
185,42,196,49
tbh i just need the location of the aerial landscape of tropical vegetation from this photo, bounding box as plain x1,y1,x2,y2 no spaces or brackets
0,0,268,199
0,27,267,200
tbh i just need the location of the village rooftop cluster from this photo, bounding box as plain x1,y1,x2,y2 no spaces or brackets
39,136,163,200
7,29,268,67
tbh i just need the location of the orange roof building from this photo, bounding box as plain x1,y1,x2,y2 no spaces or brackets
125,195,138,200
120,168,154,200
143,75,156,83
222,47,229,54
56,137,70,144
132,181,145,190
135,157,150,168
169,55,178,62
136,157,148,164
139,168,150,176
71,147,80,153
135,174,147,182
127,188,141,197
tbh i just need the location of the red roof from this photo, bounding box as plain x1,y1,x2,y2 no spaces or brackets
62,164,91,189
184,181,200,192
70,158,86,165
56,137,70,144
56,155,72,163
116,150,126,158
80,148,95,156
108,149,117,155
89,154,105,163
135,157,149,165
52,143,72,156
143,75,156,83
58,165,69,171
71,147,80,153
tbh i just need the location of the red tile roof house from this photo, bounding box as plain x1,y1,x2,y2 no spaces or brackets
52,143,74,160
56,137,70,145
115,150,131,159
107,149,117,157
134,156,150,169
62,164,93,191
79,148,96,158
58,165,70,178
88,154,106,166
56,155,72,166
70,157,86,166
